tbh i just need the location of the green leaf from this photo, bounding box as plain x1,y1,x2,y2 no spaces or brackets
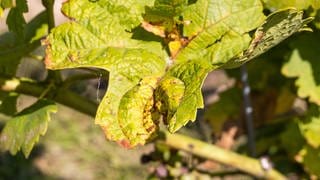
6,0,28,42
225,8,313,68
45,1,312,147
0,11,48,75
263,0,320,11
176,0,265,66
144,0,188,31
117,77,160,147
204,88,241,133
0,0,14,16
0,92,18,116
299,105,320,148
162,60,211,132
282,31,320,105
280,121,305,157
24,11,48,43
299,145,320,178
0,99,57,158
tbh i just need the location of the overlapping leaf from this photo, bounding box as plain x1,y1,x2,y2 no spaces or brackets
263,0,320,10
161,60,211,132
225,9,313,68
0,100,57,158
282,32,320,105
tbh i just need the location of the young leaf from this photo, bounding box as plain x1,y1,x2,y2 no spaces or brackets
225,9,313,68
0,99,57,158
299,105,320,148
282,32,320,105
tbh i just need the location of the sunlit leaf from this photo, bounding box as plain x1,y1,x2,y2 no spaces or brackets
0,99,57,158
45,0,311,147
299,145,320,178
282,31,320,105
176,0,265,66
163,61,211,132
0,0,14,16
117,76,160,147
263,0,320,11
225,9,313,68
299,105,320,148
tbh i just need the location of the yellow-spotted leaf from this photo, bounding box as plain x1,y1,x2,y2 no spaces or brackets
117,77,160,147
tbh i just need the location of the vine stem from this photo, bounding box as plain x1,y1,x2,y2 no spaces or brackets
0,77,97,116
163,132,286,179
240,65,256,157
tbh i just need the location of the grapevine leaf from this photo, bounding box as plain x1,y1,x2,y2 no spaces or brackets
0,11,48,75
61,0,155,41
176,0,265,66
299,105,320,148
224,9,313,68
182,0,265,37
299,145,320,178
161,60,211,132
204,88,241,133
117,77,160,147
0,99,57,158
282,32,320,105
144,0,188,31
0,92,18,116
263,0,320,10
45,0,313,147
280,122,305,157
6,0,28,42
45,22,166,144
45,0,168,146
0,0,13,16
155,76,185,126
